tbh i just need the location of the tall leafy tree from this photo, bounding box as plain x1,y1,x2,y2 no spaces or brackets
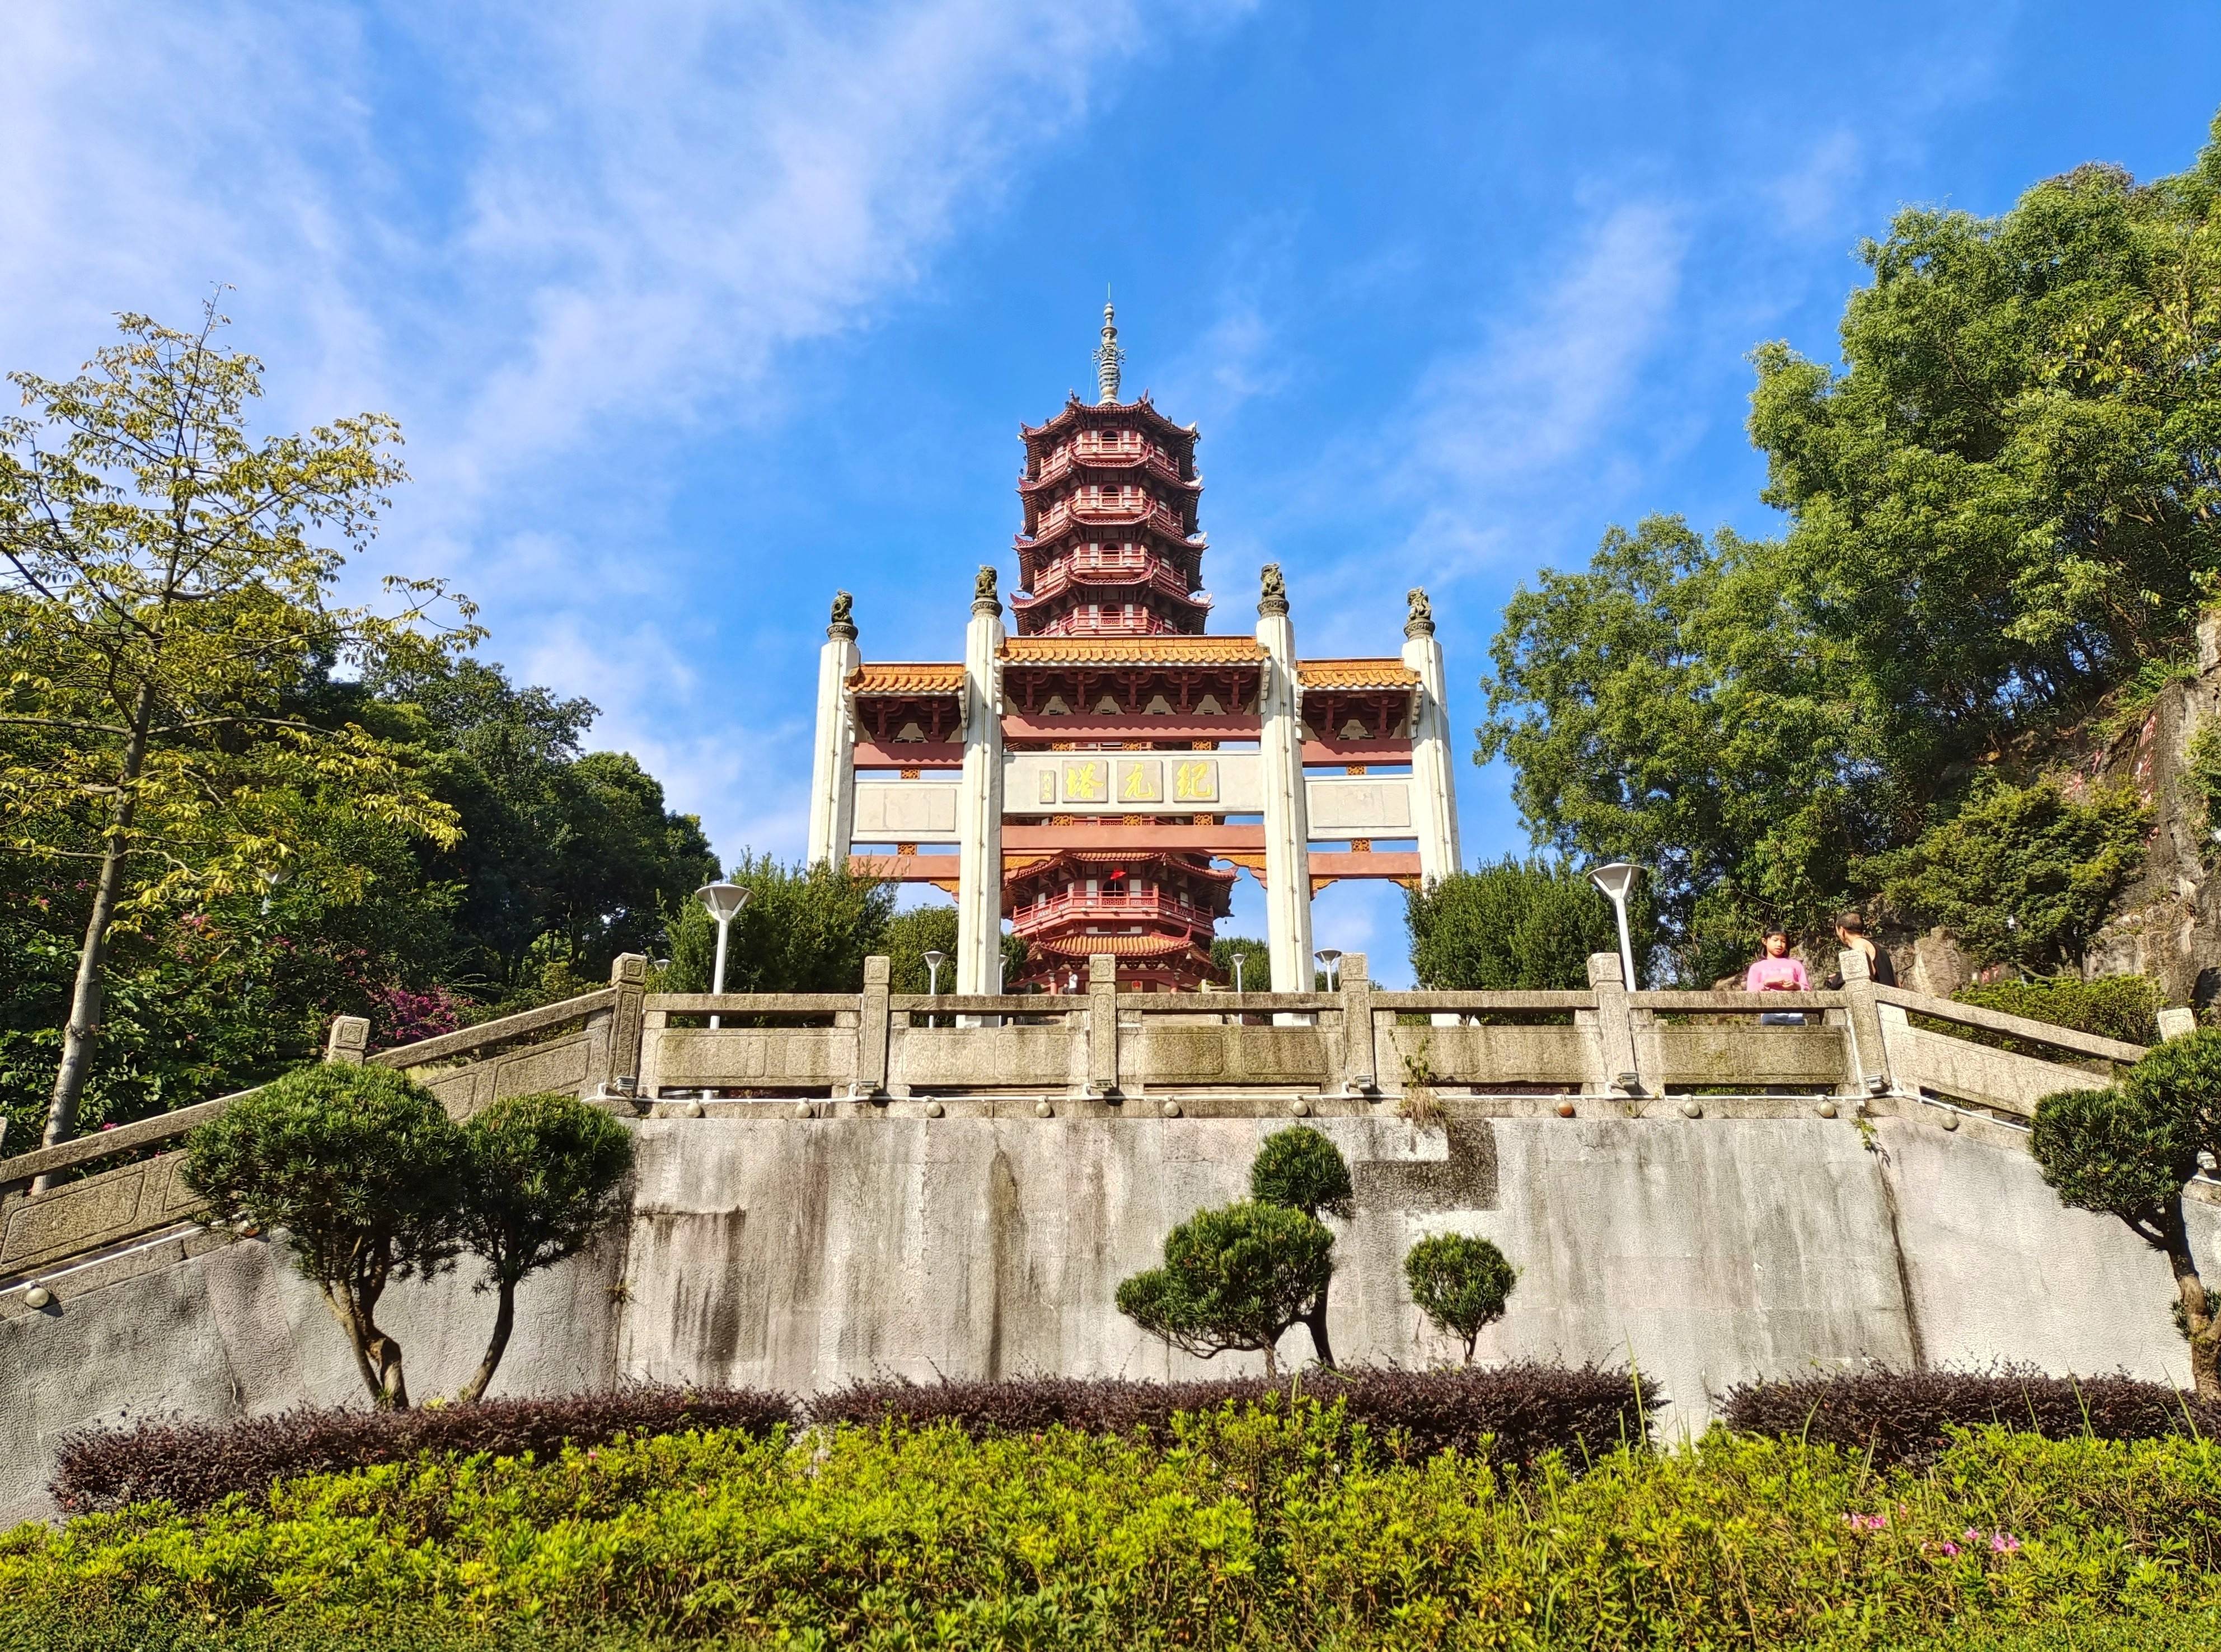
1249,1125,1353,1367
1116,1201,1334,1381
664,852,894,993
0,304,462,1163
1407,857,1650,990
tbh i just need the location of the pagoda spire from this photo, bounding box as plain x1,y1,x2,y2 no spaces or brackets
1093,298,1124,404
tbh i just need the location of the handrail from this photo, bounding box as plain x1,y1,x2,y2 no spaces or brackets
1632,990,1849,1011
1872,984,2146,1064
891,994,1061,1015
1375,991,1597,1012
369,989,616,1068
650,993,860,1014
0,1091,244,1188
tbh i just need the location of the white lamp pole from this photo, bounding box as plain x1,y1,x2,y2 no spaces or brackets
1231,954,1245,993
1315,947,1343,991
1586,862,1642,991
694,881,751,1029
923,949,947,1028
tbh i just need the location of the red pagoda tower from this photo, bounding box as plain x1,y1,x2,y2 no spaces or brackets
1001,303,1235,991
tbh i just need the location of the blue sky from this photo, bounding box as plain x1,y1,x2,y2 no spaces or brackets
6,3,2218,984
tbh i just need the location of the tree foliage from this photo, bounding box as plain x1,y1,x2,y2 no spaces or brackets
1116,1202,1336,1380
182,1062,462,1409
0,303,461,1161
2031,1028,2221,1400
452,1091,634,1404
1481,118,2221,978
663,851,894,994
1250,1126,1354,1220
1407,857,1647,989
1404,1233,1518,1366
1865,778,2149,972
1210,935,1271,991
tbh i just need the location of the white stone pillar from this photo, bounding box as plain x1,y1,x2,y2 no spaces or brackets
1255,564,1314,992
955,567,1006,997
1399,589,1461,886
805,593,861,869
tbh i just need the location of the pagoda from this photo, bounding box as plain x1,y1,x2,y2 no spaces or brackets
806,304,1464,1000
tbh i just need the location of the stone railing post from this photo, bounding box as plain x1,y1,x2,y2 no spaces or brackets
1337,952,1376,1095
324,1016,369,1065
1585,952,1642,1096
858,955,892,1096
605,953,649,1100
1838,947,1892,1099
1088,954,1119,1097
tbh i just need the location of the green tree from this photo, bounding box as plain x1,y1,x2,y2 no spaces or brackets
663,852,893,993
1407,857,1648,989
452,1091,634,1404
1210,935,1271,991
1866,777,2150,973
2030,1029,2221,1400
1403,1232,1517,1365
1,304,462,1167
1481,116,2221,980
1116,1201,1335,1380
1249,1125,1353,1368
883,905,958,996
182,1062,463,1408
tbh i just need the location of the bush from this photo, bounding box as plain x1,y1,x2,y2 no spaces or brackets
12,1417,2221,1650
1953,974,2164,1049
1721,1366,2221,1468
808,1363,1653,1467
1116,1200,1336,1378
1404,1232,1519,1364
48,1386,794,1517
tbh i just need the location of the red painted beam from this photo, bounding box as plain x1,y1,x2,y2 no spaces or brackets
1302,736,1414,764
854,740,964,769
1002,824,1267,853
1002,714,1258,744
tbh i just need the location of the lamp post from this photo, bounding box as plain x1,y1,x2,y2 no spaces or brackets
694,881,750,1029
1230,953,1245,993
1586,862,1642,991
1315,947,1343,991
922,949,947,1028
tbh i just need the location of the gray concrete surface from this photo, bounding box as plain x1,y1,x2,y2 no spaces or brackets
8,1106,2212,1523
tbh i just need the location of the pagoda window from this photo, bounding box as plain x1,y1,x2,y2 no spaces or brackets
1085,878,1099,897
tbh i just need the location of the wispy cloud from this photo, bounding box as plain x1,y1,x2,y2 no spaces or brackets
0,0,1221,856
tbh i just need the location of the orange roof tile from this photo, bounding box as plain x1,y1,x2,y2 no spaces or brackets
1297,658,1420,691
849,662,964,695
1001,635,1264,667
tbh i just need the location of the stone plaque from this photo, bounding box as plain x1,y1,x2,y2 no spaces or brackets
1170,758,1219,803
1061,758,1108,802
1117,759,1163,804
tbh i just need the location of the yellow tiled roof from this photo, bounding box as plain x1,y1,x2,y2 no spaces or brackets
848,662,964,694
1297,658,1419,691
1001,635,1266,667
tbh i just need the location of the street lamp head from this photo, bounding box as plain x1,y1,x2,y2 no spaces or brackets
1315,948,1343,965
922,949,948,970
695,881,750,922
1586,862,1642,904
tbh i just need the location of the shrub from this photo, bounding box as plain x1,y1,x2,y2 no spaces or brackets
1952,974,2164,1049
1403,1232,1519,1364
1721,1366,2221,1468
182,1063,463,1409
1405,855,1648,990
48,1387,794,1517
12,1418,2221,1650
1116,1200,1335,1378
808,1364,1652,1467
451,1092,633,1403
1249,1125,1353,1365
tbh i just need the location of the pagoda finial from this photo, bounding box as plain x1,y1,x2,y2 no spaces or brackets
1093,296,1124,405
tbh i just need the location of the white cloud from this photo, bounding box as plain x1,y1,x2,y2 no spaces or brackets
0,0,1229,856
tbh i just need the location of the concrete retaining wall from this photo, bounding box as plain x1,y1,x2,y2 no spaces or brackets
4,1110,2206,1525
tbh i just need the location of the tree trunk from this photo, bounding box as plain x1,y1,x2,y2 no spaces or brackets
320,1284,387,1407
371,1331,410,1410
34,684,156,1193
1461,1334,1476,1368
2164,1200,2221,1402
1261,1339,1279,1381
1303,1289,1337,1369
456,1279,517,1405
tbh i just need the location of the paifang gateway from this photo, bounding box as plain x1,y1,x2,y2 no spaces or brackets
804,304,1463,995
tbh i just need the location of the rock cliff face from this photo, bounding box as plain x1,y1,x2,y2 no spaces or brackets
2077,614,2221,1007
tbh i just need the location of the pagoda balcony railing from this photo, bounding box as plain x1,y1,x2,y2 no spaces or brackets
1013,559,1202,609
1025,500,1196,542
1013,890,1226,933
1022,444,1193,492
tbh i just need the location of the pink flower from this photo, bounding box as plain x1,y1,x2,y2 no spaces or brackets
1844,1512,1889,1532
1937,1541,1960,1558
1992,1532,2022,1554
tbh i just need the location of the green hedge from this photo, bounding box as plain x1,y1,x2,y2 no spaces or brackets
9,1399,2221,1649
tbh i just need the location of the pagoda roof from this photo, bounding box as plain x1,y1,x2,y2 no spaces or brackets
1020,393,1197,450
1001,635,1264,667
1028,931,1206,960
1297,658,1421,691
849,661,963,695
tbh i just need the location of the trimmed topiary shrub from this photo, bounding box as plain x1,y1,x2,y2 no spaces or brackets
1721,1366,2221,1468
49,1387,795,1516
808,1364,1653,1467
